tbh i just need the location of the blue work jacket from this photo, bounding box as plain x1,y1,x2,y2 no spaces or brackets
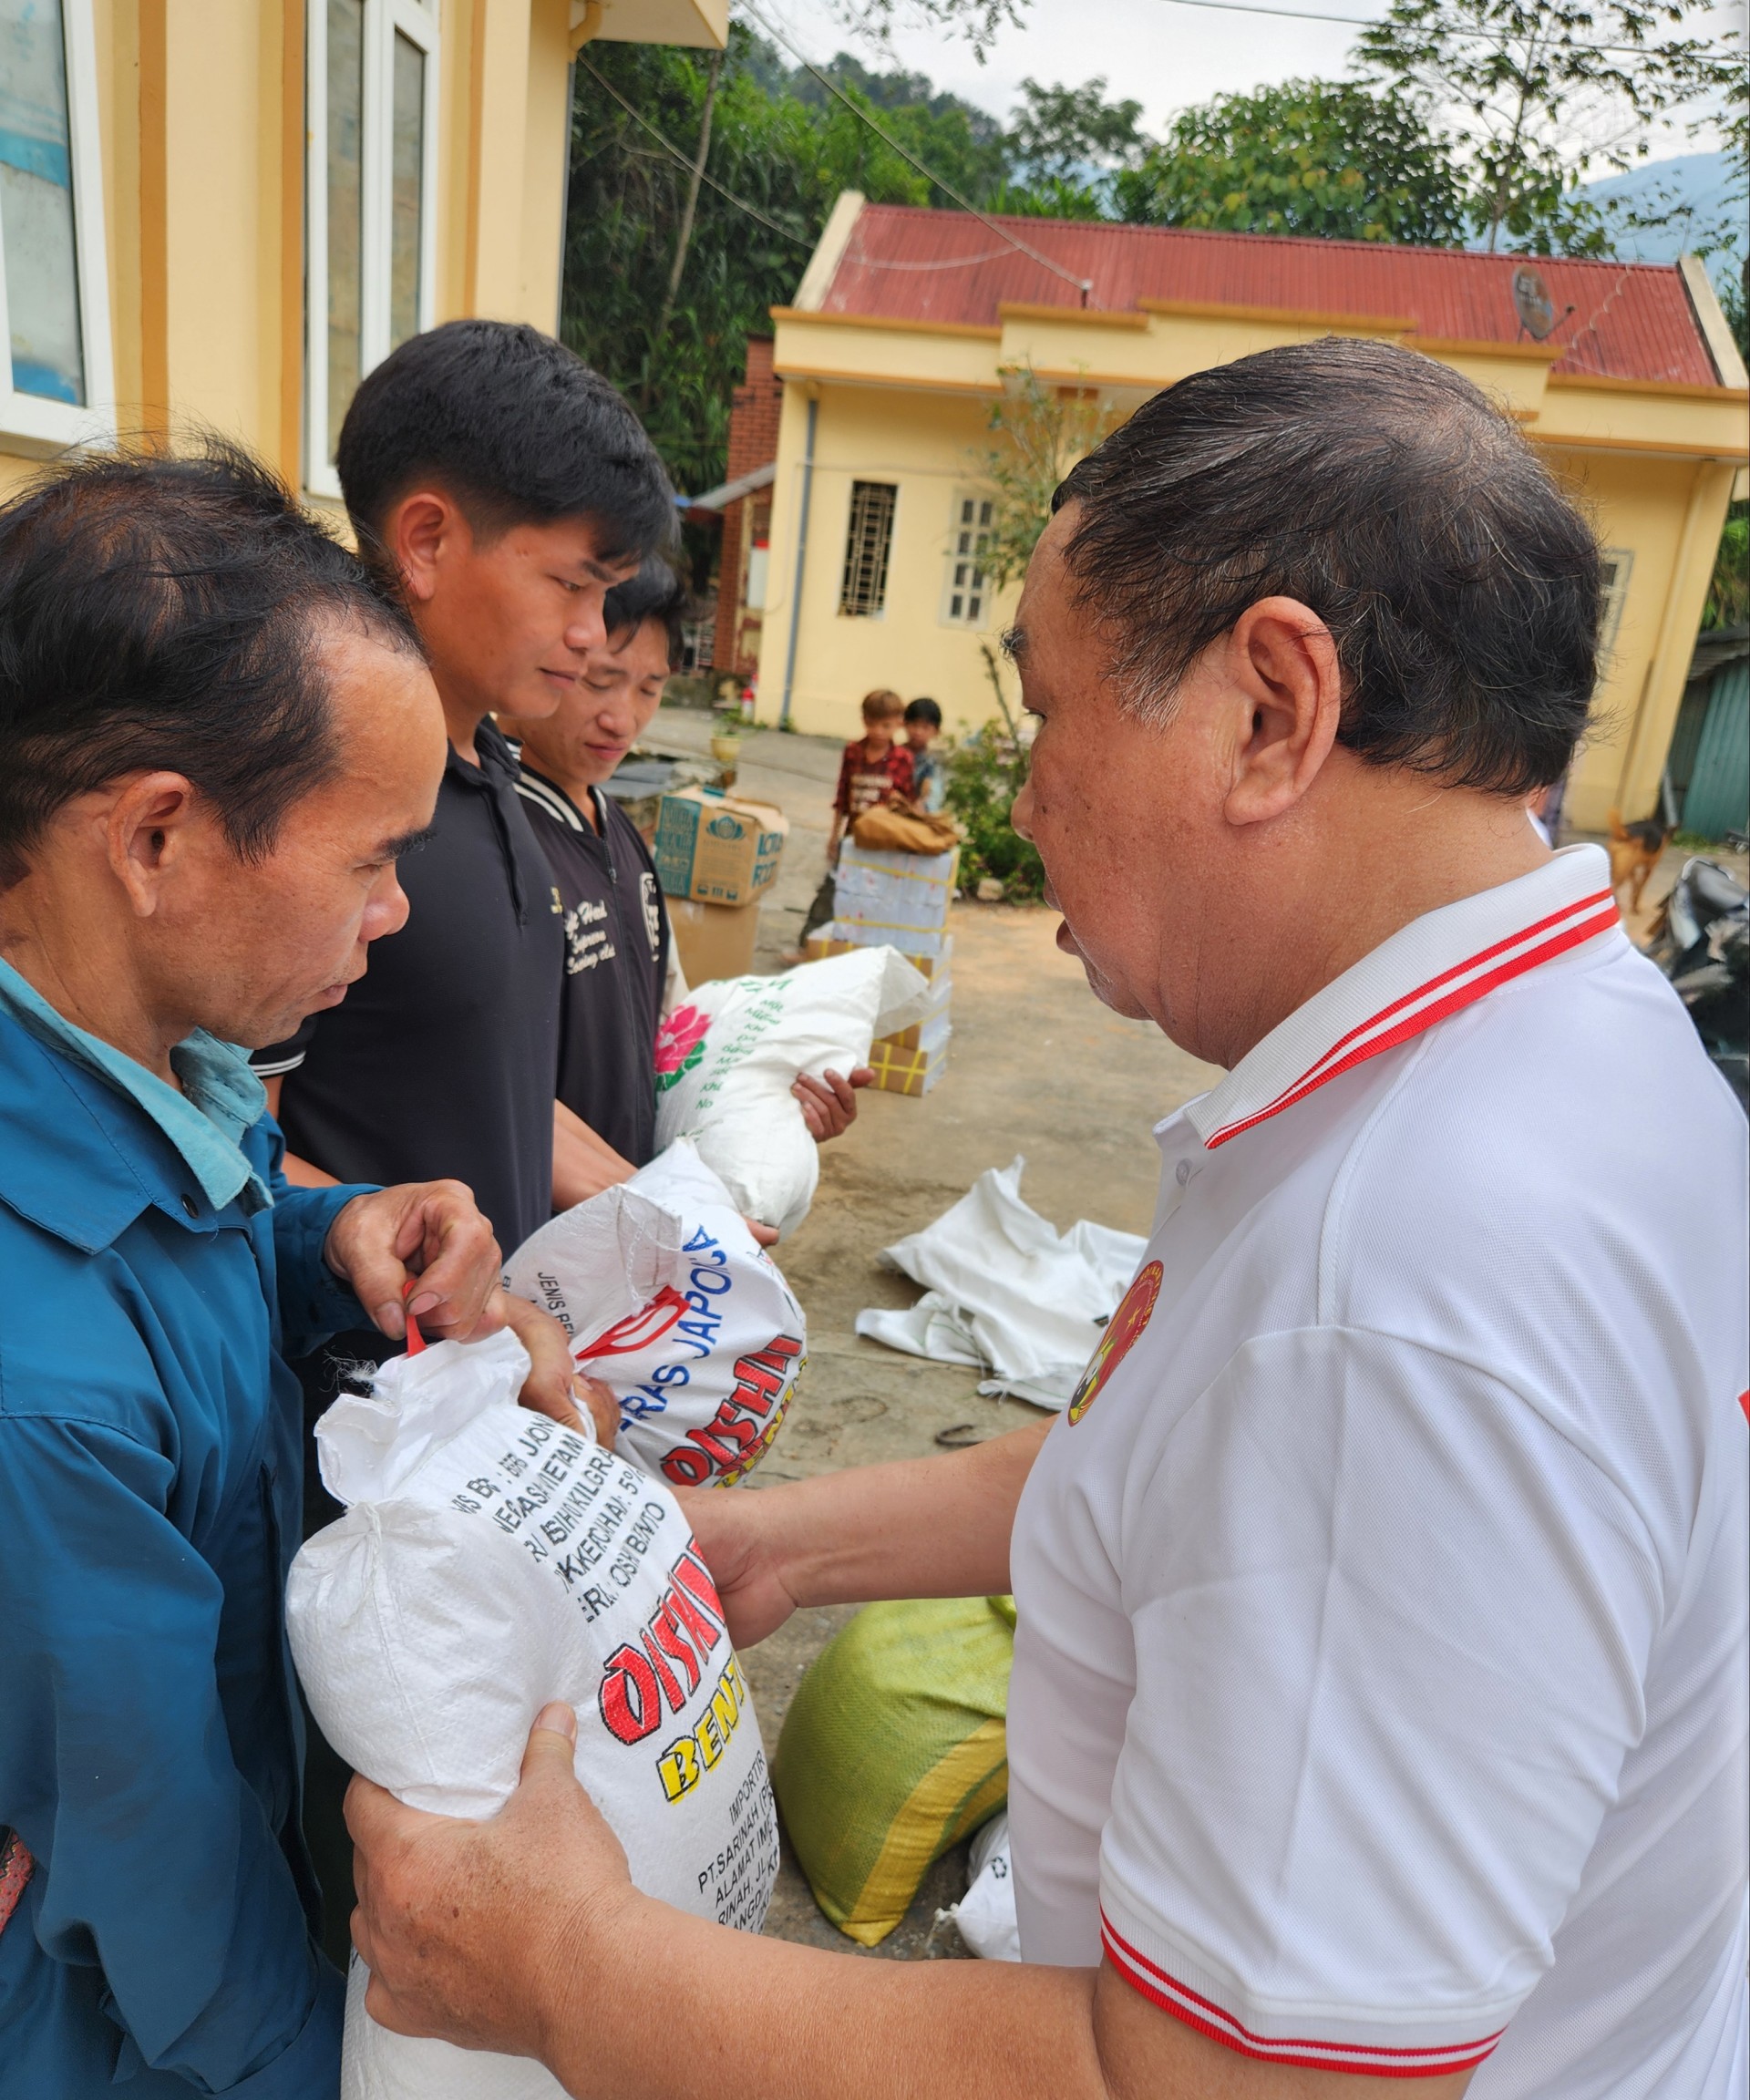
0,1006,375,2096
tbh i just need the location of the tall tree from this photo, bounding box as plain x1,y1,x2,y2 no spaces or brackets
1115,79,1472,243
1354,0,1740,252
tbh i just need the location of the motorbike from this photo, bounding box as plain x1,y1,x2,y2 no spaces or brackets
1645,857,1749,1113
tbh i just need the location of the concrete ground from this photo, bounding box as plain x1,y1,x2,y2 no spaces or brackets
640,705,1222,1957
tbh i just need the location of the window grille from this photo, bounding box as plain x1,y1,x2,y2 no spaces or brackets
839,480,898,617
941,489,993,628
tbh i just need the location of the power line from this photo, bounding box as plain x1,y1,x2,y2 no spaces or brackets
743,0,1100,304
1148,0,1735,58
574,54,815,248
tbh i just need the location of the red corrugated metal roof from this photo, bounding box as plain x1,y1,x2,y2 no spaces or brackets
821,204,1724,387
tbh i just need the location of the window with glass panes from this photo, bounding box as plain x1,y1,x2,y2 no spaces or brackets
0,0,112,450
305,0,437,494
839,480,897,618
1598,550,1633,660
942,490,993,627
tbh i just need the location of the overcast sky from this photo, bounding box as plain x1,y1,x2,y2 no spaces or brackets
752,0,1745,159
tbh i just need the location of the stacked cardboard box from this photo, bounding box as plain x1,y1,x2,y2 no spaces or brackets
654,788,788,984
808,840,958,1096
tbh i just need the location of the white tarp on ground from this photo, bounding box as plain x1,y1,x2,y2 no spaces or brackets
853,1158,1147,1409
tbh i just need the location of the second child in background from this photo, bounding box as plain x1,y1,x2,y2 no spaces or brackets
904,697,946,814
825,687,914,863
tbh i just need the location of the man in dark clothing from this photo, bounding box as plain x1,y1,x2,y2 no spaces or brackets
250,320,669,1953
255,721,564,1246
500,559,869,1210
256,321,674,1260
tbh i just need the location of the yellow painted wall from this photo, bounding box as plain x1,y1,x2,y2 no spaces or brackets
760,298,1750,825
758,381,1029,738
0,0,720,507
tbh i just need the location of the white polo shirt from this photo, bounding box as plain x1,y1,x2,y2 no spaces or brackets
1008,845,1748,2095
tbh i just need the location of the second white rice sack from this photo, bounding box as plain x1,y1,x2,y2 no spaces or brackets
286,1327,779,2100
504,1140,807,1488
653,946,930,1237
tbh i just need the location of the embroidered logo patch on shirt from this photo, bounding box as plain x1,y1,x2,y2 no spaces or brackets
1067,1261,1163,1426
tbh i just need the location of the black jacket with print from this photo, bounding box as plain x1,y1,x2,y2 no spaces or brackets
514,761,671,1168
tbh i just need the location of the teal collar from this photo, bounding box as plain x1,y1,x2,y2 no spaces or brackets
0,956,271,1214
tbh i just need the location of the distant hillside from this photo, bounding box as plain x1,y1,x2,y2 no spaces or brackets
1576,151,1744,283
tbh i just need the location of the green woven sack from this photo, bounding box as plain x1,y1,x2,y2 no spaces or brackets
772,1595,1014,1946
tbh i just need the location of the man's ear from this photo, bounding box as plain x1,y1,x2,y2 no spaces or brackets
1220,596,1343,829
105,772,201,918
387,490,469,607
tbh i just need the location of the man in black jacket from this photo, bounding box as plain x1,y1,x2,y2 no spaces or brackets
500,558,867,1215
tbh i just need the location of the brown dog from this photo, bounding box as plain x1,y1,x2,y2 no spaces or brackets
1608,808,1673,914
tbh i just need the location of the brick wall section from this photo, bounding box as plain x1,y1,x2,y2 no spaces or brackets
714,336,781,678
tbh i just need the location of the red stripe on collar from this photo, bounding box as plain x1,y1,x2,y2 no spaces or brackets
1205,889,1619,1150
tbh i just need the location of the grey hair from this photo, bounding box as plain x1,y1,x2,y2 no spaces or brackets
1053,337,1600,795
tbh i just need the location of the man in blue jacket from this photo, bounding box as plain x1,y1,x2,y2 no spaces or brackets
0,444,582,2096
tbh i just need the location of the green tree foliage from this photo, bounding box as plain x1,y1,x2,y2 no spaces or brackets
1355,0,1740,253
944,724,1045,899
1115,79,1471,243
976,362,1117,590
1703,501,1749,631
561,31,1029,490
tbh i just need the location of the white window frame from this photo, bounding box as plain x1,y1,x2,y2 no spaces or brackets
304,0,439,497
939,486,994,630
1599,547,1633,661
0,0,114,456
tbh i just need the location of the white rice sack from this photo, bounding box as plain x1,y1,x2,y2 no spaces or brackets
952,1812,1020,1961
286,1328,779,2100
504,1139,807,1488
654,947,930,1237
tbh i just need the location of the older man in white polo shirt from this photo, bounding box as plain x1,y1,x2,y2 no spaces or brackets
343,338,1746,2100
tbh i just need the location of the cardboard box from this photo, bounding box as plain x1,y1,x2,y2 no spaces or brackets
833,841,958,939
668,896,761,986
804,927,953,978
654,788,788,906
866,1038,948,1097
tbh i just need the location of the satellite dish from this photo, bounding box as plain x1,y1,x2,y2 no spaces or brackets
1512,265,1558,340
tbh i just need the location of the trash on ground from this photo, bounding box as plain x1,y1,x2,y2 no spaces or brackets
854,1157,1147,1407
503,1138,806,1487
654,946,929,1237
772,1595,1013,1948
286,1329,778,2097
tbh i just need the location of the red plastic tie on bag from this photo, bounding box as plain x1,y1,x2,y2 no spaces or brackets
574,1283,690,1364
403,1280,426,1356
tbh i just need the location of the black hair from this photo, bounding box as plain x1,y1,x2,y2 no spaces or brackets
1054,337,1601,795
905,696,942,728
0,438,423,890
603,555,689,671
336,319,677,561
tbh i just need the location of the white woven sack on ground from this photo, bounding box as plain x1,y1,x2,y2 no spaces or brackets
952,1812,1021,1961
503,1140,807,1488
654,947,930,1237
854,1157,1147,1406
285,1328,778,2100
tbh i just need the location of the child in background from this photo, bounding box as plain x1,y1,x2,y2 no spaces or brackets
904,697,945,814
826,688,915,862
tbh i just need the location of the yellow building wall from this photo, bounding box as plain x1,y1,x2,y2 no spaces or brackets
0,0,720,507
762,303,1749,824
757,381,1031,738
